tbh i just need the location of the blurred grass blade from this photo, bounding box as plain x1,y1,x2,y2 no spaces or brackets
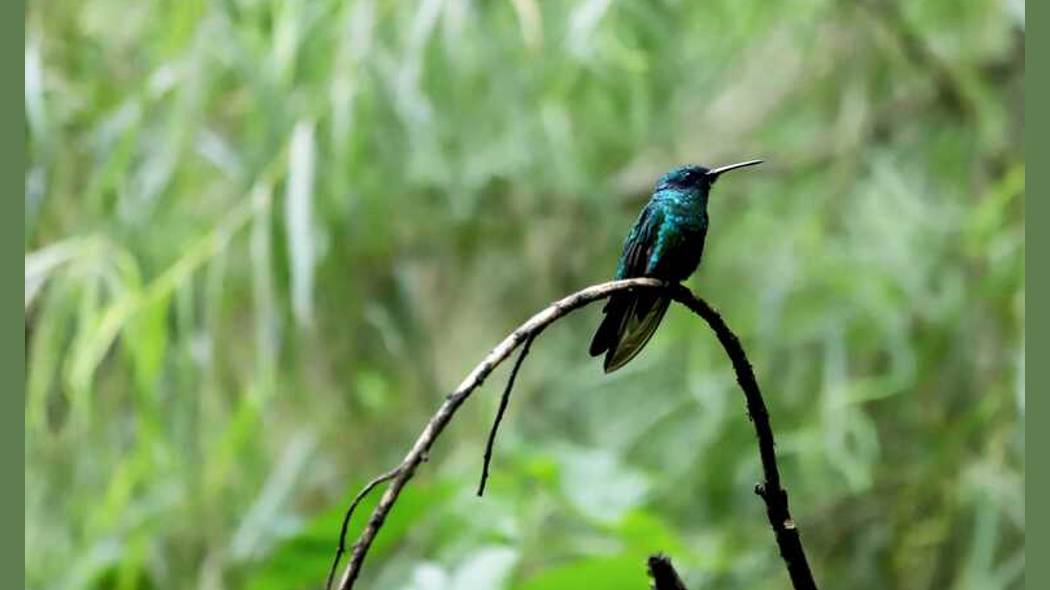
251,181,279,384
66,200,256,395
25,237,93,308
285,120,317,328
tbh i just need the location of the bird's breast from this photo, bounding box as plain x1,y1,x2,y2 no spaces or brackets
647,215,707,280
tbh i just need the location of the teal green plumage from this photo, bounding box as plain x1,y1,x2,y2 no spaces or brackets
590,160,761,372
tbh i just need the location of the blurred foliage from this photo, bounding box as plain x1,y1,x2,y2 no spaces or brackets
25,0,1024,589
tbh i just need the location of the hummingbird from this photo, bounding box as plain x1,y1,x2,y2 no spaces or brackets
589,159,762,372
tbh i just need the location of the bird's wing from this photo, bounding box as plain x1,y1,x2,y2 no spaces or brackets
616,203,663,279
589,203,665,361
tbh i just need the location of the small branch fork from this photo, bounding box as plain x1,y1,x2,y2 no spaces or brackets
327,278,818,590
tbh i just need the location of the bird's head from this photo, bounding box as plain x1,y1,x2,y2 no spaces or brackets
657,160,763,192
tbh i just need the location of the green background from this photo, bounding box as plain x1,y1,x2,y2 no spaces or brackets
24,1,1024,589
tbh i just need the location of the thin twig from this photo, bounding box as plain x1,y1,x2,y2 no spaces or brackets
325,466,402,590
477,331,537,496
331,278,818,590
648,554,689,590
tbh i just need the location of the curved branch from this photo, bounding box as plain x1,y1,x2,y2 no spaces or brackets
671,287,818,590
330,278,817,590
331,279,667,589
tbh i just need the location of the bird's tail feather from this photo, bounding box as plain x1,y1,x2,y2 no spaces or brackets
589,292,670,373
589,296,627,357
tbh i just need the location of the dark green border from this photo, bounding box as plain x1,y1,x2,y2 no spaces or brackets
12,0,26,586
8,3,1032,589
1025,3,1037,589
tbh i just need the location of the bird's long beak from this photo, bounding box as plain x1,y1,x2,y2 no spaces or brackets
706,159,763,179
